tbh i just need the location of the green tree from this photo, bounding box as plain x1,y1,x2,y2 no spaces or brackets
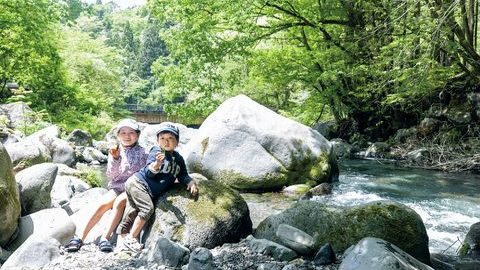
149,0,465,140
0,0,74,112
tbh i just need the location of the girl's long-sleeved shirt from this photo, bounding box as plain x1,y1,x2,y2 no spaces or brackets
107,143,148,193
134,145,192,198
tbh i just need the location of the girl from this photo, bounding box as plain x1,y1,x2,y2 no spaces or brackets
66,119,148,252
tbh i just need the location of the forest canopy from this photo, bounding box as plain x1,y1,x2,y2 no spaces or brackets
1,0,479,141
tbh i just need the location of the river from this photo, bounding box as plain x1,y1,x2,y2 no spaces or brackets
242,159,480,256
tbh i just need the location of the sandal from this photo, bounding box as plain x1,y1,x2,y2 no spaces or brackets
99,239,113,253
65,237,83,252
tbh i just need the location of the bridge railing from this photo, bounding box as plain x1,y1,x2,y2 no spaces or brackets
122,104,164,113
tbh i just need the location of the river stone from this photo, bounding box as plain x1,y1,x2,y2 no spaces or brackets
6,208,75,250
144,174,252,249
255,200,430,264
1,236,61,269
339,237,433,270
4,140,51,171
67,129,93,147
459,222,480,259
50,175,90,208
188,247,215,270
15,163,58,215
27,127,75,166
186,94,338,191
0,102,34,129
282,184,310,196
275,224,314,255
0,142,21,246
313,243,336,265
143,237,190,267
246,235,297,262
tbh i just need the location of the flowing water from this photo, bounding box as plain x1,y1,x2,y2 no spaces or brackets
242,159,480,256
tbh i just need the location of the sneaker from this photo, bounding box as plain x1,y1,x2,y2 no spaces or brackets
122,235,143,253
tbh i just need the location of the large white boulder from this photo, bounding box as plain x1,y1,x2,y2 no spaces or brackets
186,95,338,191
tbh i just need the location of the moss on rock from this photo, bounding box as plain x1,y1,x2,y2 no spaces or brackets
255,200,430,264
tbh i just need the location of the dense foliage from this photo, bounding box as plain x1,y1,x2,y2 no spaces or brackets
1,0,480,143
149,0,479,141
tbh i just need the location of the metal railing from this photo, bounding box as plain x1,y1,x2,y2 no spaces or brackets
122,104,164,113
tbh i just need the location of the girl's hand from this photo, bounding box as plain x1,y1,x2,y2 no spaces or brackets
109,144,120,159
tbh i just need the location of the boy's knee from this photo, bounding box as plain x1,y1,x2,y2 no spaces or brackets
139,207,154,221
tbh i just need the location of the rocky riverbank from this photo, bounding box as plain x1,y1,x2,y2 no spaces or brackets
46,239,342,270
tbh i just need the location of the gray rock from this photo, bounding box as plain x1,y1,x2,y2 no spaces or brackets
79,147,107,164
246,235,297,262
68,187,108,214
454,259,480,270
255,200,430,264
364,142,390,159
275,224,314,255
27,125,61,139
0,142,21,246
330,138,354,159
0,102,34,129
67,129,93,147
339,237,433,270
313,243,336,265
309,183,332,196
4,140,51,171
406,148,427,162
459,222,480,259
186,95,338,191
93,140,110,155
257,263,283,270
145,174,252,249
1,236,61,269
393,128,417,144
6,208,75,250
0,129,21,145
282,184,310,197
469,93,480,120
51,175,90,208
188,247,215,270
418,118,441,136
144,237,190,267
313,121,337,140
15,163,58,215
27,126,75,166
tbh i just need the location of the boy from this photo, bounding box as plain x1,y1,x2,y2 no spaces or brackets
117,122,198,252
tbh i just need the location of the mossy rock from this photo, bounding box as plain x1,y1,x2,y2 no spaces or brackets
255,200,430,264
144,174,252,249
185,95,338,192
0,143,21,246
459,222,480,259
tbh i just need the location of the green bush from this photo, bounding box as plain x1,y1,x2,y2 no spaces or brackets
76,166,104,188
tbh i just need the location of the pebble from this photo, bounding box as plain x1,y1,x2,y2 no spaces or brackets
45,239,341,270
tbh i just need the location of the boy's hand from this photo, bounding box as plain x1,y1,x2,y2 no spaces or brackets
152,151,165,171
187,181,198,196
